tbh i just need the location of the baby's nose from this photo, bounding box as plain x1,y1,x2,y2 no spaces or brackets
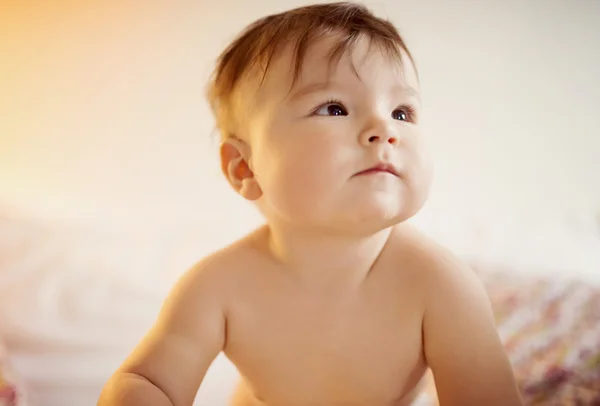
359,120,399,146
367,133,398,145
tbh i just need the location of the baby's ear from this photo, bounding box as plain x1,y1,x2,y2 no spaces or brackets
220,137,262,201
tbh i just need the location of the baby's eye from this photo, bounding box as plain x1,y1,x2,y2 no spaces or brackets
315,102,348,117
392,108,410,121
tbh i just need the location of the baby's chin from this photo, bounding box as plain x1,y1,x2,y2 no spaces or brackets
327,198,422,235
262,191,427,236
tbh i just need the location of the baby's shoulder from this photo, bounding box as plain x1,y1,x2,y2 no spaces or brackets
184,226,268,288
389,225,489,316
144,229,267,347
387,224,481,292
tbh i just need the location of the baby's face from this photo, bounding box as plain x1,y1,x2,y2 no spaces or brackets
243,36,432,234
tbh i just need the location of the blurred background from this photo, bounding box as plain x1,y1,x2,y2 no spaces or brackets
0,1,599,405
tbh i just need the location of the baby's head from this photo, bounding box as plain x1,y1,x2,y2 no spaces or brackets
206,2,432,236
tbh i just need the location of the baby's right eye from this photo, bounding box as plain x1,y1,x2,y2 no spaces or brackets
314,101,348,117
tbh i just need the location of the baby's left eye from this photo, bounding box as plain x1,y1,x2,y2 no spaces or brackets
392,109,409,121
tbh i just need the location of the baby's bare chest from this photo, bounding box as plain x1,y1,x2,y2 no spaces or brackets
223,274,426,406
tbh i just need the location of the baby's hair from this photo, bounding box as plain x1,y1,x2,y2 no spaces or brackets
206,1,415,140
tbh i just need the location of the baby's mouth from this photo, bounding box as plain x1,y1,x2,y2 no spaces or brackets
355,162,400,177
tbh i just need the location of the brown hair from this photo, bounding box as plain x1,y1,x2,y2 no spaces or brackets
206,1,415,139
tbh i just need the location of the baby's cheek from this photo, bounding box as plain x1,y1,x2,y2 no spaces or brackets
403,146,433,202
415,148,433,180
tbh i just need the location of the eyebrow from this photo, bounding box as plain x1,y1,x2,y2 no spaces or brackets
392,84,420,99
287,81,337,101
287,80,420,102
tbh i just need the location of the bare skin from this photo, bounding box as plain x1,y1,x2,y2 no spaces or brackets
98,224,522,406
224,225,427,406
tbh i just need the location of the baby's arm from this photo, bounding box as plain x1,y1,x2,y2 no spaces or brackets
422,248,523,406
97,258,227,406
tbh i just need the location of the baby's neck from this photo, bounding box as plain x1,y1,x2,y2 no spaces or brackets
265,223,394,286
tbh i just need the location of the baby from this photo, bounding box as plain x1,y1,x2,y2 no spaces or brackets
98,2,523,406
